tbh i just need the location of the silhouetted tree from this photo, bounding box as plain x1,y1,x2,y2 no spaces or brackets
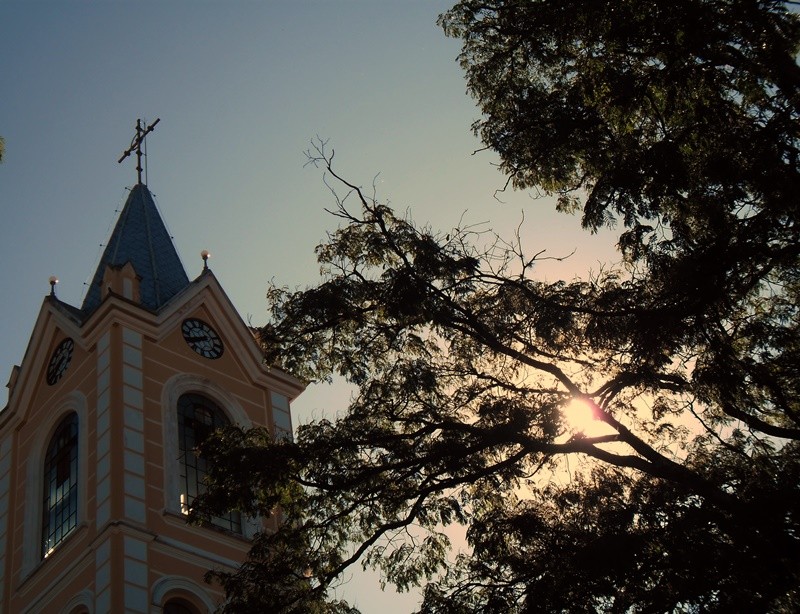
195,1,800,611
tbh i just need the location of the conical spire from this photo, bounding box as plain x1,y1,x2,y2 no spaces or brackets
82,184,189,314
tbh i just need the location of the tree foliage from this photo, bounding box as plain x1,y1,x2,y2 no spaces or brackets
194,1,800,612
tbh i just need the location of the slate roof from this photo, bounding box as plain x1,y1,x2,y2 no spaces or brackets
81,184,189,314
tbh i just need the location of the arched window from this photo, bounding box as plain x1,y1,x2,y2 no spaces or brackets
177,393,241,533
61,589,94,614
153,576,217,613
42,413,79,558
163,598,200,614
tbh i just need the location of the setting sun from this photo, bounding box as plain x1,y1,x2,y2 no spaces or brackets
563,398,614,438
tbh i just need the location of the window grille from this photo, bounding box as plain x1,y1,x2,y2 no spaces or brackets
42,413,79,558
177,393,242,533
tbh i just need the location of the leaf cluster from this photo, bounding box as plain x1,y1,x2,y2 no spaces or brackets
195,2,800,611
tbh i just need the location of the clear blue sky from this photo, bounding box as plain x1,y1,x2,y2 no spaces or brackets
0,2,617,611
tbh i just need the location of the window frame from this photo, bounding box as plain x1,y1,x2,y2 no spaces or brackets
177,392,242,533
22,391,89,576
61,589,94,614
161,374,258,539
41,412,79,558
152,574,217,612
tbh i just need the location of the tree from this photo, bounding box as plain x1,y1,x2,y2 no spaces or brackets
194,1,800,611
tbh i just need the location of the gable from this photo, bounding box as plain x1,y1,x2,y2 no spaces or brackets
1,298,92,428
154,271,304,402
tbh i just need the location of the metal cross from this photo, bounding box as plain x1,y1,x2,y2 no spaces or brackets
118,118,161,185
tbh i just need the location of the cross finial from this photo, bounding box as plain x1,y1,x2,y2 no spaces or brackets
118,118,161,185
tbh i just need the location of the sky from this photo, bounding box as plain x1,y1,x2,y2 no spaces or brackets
0,2,618,611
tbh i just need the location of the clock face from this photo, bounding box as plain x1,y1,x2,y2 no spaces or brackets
181,318,224,359
46,338,74,385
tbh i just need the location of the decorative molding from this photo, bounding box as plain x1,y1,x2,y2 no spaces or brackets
96,330,112,530
122,328,146,525
151,575,217,612
95,537,111,614
123,535,149,613
60,589,94,614
22,391,88,576
160,373,256,537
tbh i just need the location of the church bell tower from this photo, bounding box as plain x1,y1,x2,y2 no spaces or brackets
0,124,304,613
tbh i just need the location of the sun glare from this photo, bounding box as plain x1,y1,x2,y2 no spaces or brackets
563,398,613,438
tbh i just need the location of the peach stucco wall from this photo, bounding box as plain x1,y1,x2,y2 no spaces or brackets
0,276,303,613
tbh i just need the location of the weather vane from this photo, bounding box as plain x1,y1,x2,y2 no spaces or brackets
118,118,161,185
